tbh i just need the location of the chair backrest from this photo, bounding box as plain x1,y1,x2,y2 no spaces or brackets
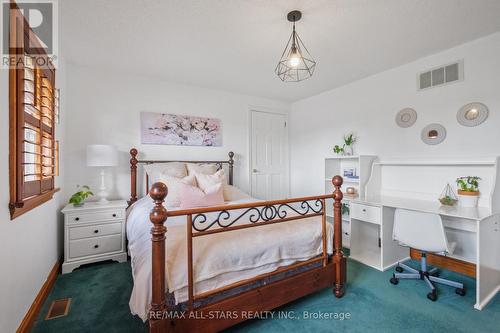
393,208,449,253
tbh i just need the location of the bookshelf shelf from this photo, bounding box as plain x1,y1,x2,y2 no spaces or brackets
325,155,378,250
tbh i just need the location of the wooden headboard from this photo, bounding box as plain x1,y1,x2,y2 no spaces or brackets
128,148,234,205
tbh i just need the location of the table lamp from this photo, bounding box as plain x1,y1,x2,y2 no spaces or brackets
87,145,118,204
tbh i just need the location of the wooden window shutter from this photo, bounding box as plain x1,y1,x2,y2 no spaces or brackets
9,3,59,219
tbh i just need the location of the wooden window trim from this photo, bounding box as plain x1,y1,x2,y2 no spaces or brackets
9,2,59,220
9,188,60,220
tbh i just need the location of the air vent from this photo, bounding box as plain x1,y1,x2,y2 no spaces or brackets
418,61,463,90
45,298,71,320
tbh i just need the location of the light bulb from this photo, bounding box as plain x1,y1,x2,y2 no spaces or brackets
465,108,479,120
289,53,301,67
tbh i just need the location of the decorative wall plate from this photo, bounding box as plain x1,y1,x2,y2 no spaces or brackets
457,102,489,127
395,108,417,128
421,123,446,145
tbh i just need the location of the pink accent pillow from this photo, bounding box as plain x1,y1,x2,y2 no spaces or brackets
179,182,224,209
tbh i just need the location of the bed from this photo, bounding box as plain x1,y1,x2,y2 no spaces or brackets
126,148,346,332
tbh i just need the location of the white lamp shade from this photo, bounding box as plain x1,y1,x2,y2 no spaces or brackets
87,145,118,167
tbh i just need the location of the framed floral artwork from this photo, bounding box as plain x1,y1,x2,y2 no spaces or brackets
140,112,222,146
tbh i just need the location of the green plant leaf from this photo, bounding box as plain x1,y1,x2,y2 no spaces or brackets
456,176,480,192
68,184,93,205
333,145,344,154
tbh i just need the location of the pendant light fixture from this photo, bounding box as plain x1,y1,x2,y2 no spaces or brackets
275,10,316,82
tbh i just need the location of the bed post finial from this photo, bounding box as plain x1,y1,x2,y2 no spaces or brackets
129,148,138,206
332,175,346,298
149,182,169,332
228,151,234,185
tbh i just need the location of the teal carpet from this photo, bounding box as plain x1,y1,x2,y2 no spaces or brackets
32,259,500,333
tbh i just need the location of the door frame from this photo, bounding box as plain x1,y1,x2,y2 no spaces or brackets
248,107,290,199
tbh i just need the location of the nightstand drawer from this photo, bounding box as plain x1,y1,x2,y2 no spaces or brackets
67,209,124,224
69,234,122,259
350,203,381,225
69,223,122,240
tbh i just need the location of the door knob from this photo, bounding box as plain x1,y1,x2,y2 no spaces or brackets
253,169,259,173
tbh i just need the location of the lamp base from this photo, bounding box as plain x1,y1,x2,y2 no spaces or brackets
97,196,110,205
97,169,109,204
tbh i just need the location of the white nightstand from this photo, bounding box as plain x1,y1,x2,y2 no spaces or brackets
61,200,128,274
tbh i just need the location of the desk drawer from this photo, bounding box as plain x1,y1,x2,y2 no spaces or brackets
351,203,381,225
69,223,122,240
67,209,124,224
69,234,122,259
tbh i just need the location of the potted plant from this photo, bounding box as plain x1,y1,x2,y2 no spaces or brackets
438,183,458,206
456,176,481,207
343,133,357,156
333,145,344,155
342,203,350,216
440,195,458,206
333,133,357,156
69,185,94,207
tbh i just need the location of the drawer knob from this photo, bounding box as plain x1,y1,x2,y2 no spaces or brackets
362,209,366,212
112,214,117,217
75,217,80,221
94,229,99,234
94,244,99,249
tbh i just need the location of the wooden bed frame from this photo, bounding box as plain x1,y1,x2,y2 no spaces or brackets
128,148,347,333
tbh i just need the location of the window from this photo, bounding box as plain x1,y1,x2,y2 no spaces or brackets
9,4,59,219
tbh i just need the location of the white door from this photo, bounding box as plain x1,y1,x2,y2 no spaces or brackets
250,110,288,200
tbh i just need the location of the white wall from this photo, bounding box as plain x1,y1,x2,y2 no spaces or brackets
290,32,500,196
63,64,289,201
0,66,66,332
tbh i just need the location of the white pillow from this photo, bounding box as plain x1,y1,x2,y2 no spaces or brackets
194,170,247,201
195,169,226,192
157,174,197,207
143,162,187,184
186,163,219,176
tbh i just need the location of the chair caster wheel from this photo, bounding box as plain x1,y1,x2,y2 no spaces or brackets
455,288,466,296
395,266,403,273
390,275,399,285
427,291,437,302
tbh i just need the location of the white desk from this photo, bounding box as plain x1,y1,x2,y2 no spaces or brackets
356,195,492,220
347,195,500,310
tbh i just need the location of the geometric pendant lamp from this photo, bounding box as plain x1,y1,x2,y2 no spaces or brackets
275,10,316,82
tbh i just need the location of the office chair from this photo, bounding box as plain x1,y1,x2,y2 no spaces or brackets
389,208,466,301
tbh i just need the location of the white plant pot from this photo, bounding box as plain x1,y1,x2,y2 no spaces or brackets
343,145,354,156
458,192,479,208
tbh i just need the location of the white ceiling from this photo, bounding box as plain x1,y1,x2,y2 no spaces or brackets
60,0,500,102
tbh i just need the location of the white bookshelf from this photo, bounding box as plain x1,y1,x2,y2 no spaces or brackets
324,155,378,248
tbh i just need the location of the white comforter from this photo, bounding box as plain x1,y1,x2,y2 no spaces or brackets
127,195,334,321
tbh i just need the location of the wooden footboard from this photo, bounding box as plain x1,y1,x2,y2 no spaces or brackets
146,176,346,333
